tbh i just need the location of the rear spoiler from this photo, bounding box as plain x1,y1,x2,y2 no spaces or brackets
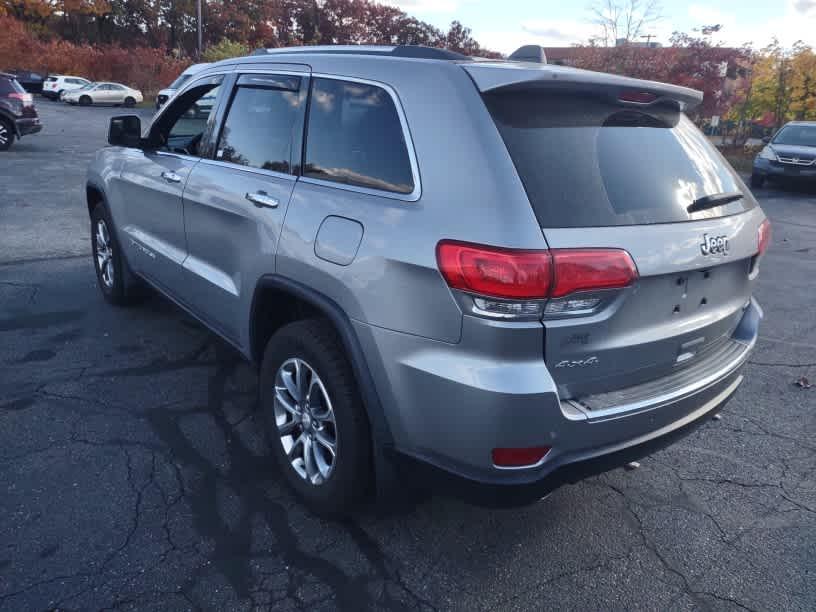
462,63,703,112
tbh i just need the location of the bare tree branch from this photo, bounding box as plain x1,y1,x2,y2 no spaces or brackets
587,0,663,45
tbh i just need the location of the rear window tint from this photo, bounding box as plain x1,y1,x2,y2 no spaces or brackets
484,91,754,227
304,78,414,194
0,77,25,95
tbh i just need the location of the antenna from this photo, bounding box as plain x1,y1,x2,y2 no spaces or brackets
508,45,547,64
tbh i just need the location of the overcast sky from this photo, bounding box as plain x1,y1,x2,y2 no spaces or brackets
380,0,816,54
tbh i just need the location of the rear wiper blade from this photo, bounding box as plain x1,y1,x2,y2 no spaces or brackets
687,192,743,213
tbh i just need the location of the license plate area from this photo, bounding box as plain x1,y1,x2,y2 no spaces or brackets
670,268,720,316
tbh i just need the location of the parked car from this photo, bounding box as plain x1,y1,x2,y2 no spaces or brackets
42,74,92,100
155,62,211,109
4,69,45,93
64,82,143,107
752,121,816,188
87,45,768,515
0,72,42,151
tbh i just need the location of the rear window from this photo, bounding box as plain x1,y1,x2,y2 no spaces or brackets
484,91,754,227
0,77,25,95
46,76,58,82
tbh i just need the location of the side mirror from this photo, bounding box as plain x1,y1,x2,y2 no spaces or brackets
108,115,142,148
762,136,771,145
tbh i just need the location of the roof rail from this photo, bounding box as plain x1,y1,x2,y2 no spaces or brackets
248,45,470,61
508,45,547,64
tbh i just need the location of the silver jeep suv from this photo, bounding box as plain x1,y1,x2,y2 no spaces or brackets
87,45,769,515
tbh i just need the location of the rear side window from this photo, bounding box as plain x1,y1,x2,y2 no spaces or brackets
484,91,755,227
216,75,303,173
304,78,414,194
0,77,25,95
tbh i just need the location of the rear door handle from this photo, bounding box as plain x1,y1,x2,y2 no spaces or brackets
161,171,182,184
245,191,279,209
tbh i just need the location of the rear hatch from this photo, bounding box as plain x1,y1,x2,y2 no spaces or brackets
1,76,37,117
468,62,765,399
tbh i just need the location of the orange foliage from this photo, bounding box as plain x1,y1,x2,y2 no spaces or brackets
0,16,187,96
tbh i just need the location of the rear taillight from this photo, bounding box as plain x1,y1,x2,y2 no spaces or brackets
492,446,551,468
757,219,771,256
8,92,33,106
436,241,552,299
550,249,639,297
436,241,638,319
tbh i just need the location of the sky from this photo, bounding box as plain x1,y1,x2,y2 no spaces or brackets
380,0,816,54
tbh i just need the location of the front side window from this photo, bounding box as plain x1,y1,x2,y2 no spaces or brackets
151,79,222,157
215,74,303,173
303,78,414,194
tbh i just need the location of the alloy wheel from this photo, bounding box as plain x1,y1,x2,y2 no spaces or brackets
0,123,8,147
273,358,338,485
95,219,115,289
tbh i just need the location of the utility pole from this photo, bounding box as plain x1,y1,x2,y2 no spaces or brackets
640,34,654,47
196,0,203,59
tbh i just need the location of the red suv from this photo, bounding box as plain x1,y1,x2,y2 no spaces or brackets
0,72,42,151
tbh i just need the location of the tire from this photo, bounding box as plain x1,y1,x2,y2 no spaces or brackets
123,96,136,108
57,89,64,99
79,95,92,106
0,118,14,151
260,318,372,516
90,203,144,306
750,173,765,188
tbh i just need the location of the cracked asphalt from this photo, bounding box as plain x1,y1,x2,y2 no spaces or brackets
1,100,815,611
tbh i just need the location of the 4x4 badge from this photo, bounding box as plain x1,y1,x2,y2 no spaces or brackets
700,234,729,256
555,356,599,368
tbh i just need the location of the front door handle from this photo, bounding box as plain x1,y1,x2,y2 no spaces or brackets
245,191,279,209
161,171,182,184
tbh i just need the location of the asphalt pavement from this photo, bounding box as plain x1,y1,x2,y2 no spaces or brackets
1,99,814,611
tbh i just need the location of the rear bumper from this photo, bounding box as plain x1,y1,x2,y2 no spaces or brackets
393,371,741,506
360,298,761,506
754,157,816,181
16,117,42,137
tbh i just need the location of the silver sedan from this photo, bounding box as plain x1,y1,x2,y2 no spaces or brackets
63,82,144,107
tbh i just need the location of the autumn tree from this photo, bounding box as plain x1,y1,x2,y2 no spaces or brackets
789,42,816,121
749,40,796,130
588,0,663,46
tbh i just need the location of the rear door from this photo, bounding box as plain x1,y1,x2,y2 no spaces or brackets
180,70,309,342
477,70,765,398
108,84,127,104
94,84,114,104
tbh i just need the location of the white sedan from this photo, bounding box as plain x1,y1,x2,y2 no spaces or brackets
63,82,143,107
